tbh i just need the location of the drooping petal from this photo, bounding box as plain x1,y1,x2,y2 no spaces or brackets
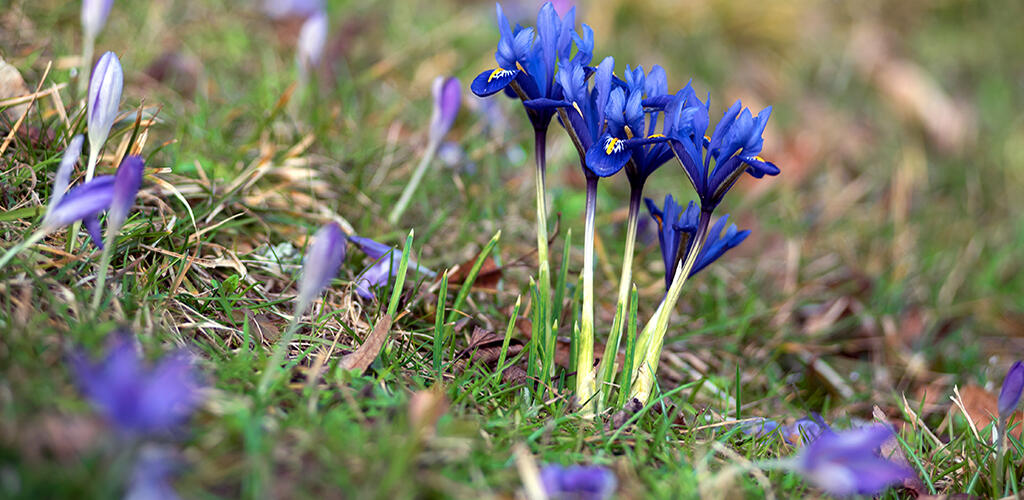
349,234,394,261
689,214,749,276
43,175,116,229
471,67,521,97
48,135,85,215
584,134,631,177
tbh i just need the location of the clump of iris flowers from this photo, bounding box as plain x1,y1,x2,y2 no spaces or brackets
473,3,594,389
470,1,781,413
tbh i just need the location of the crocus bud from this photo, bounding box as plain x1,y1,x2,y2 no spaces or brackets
296,223,347,314
86,51,123,178
107,155,144,237
47,135,85,217
998,361,1024,419
429,76,461,143
81,0,114,40
296,11,328,77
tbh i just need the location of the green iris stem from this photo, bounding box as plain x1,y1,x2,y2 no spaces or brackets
0,229,48,270
532,127,554,384
388,138,440,225
575,173,599,415
596,185,643,407
629,210,712,403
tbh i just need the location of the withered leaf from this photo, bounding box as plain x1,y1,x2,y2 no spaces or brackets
339,314,392,374
448,254,502,291
952,384,1022,439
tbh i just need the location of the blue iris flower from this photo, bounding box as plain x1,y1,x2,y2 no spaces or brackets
522,56,615,169
660,90,781,211
645,194,749,289
471,2,593,131
583,65,675,185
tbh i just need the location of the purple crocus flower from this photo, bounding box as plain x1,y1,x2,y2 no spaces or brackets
86,51,123,180
81,0,114,40
795,425,913,497
539,464,616,500
998,360,1024,420
42,175,115,247
296,222,347,314
781,415,829,446
70,334,202,435
106,155,144,237
296,10,328,77
742,417,780,438
46,135,85,218
429,76,461,144
350,235,435,300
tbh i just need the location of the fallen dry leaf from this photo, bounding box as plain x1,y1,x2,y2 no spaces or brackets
339,314,392,374
951,384,1022,439
452,326,529,385
447,254,503,291
409,389,448,439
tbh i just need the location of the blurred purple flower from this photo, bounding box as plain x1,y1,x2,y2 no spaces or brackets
742,417,780,438
70,334,202,435
350,235,435,300
296,222,347,314
81,0,114,39
87,51,123,179
795,425,913,497
106,155,144,237
429,76,461,143
263,0,323,20
540,464,616,500
47,135,85,218
437,141,476,175
998,360,1024,420
296,10,328,77
125,447,180,500
781,415,829,446
471,95,506,136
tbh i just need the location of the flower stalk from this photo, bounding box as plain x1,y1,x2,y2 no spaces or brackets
596,184,642,403
532,126,555,384
576,173,599,414
629,210,711,403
